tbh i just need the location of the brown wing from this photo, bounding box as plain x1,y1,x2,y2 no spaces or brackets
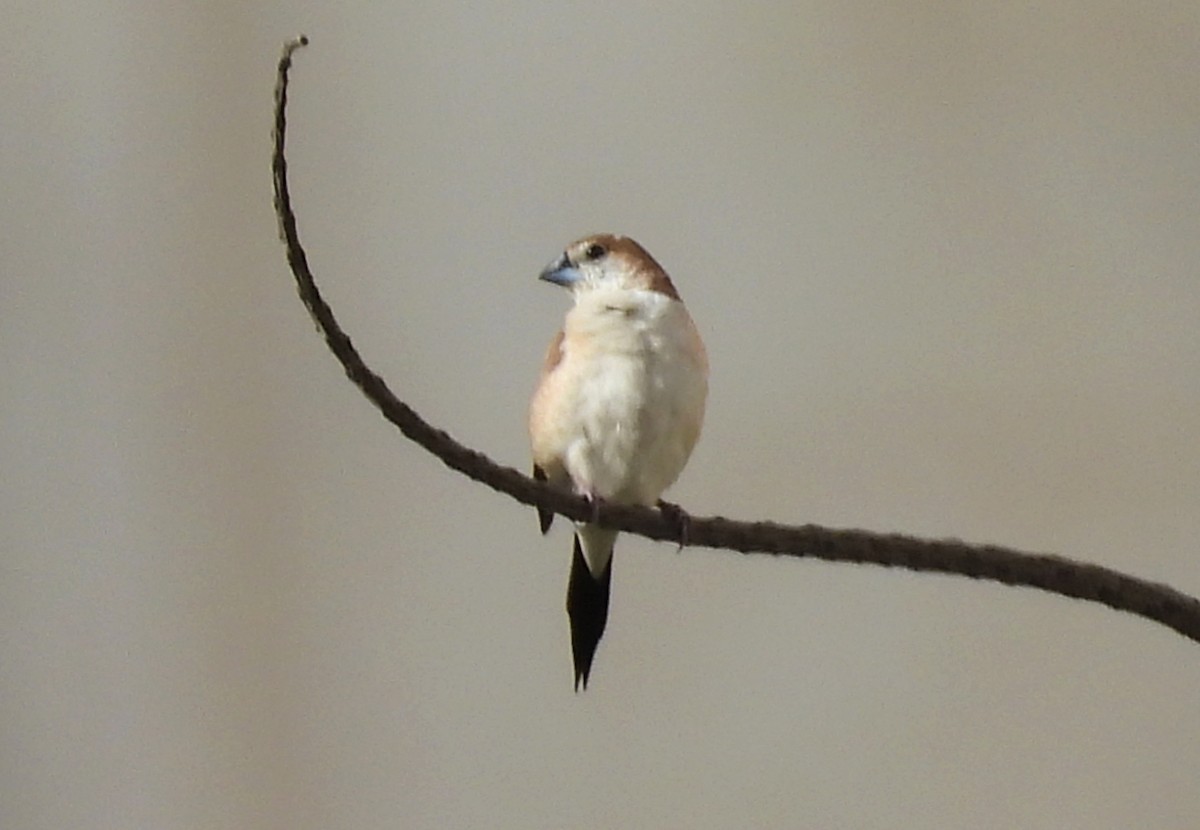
533,464,554,534
530,328,568,535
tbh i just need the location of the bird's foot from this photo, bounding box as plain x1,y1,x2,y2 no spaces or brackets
657,499,691,550
581,491,605,525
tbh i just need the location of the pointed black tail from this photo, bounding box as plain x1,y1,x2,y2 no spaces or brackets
566,535,612,691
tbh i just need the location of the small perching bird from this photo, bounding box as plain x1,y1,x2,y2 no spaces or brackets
529,234,708,690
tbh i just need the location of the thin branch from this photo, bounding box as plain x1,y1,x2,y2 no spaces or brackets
271,36,1200,646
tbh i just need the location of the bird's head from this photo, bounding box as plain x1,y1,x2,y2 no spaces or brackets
539,234,680,300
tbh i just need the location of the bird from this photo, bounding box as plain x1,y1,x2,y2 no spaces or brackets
529,234,708,690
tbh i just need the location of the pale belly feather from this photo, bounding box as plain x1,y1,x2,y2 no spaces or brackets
563,314,705,506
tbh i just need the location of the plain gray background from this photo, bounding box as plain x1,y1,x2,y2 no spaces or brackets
3,2,1198,828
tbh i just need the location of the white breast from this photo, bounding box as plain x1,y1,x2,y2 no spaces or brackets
559,288,707,505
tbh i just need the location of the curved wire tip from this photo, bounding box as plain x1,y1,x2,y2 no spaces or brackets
283,35,309,57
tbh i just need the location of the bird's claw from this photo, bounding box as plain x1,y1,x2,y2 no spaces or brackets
582,492,604,525
657,499,691,550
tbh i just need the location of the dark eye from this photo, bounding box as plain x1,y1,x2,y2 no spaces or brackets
584,243,606,261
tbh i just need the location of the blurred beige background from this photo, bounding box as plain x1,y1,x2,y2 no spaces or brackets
3,2,1198,828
